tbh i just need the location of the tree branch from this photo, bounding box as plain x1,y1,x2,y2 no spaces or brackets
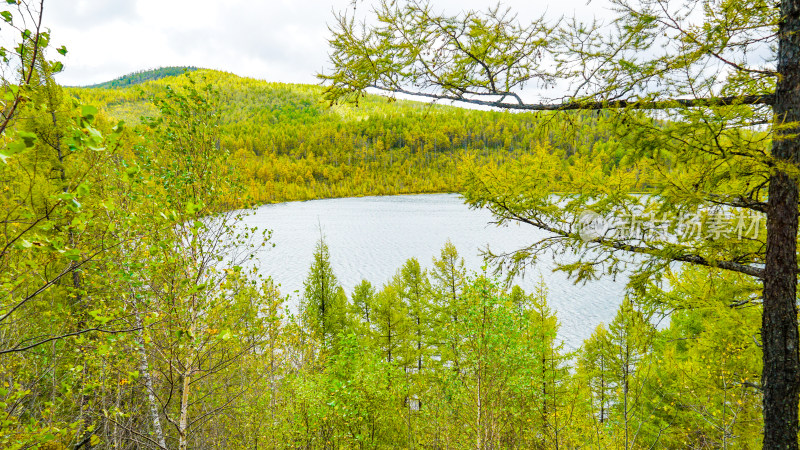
372,85,775,110
0,325,143,355
502,209,766,279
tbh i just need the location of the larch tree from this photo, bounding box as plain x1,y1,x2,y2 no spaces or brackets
606,299,656,448
301,236,346,350
396,258,431,378
351,279,376,325
578,325,614,445
320,0,800,446
649,267,763,447
372,282,409,366
430,241,467,374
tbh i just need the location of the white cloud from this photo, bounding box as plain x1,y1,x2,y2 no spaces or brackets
44,0,601,86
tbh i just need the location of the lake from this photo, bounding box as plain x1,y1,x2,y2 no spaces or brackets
238,193,628,349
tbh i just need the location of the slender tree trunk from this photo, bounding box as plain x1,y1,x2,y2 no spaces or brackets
178,360,192,450
764,1,800,447
134,308,167,449
623,343,629,450
270,332,276,450
552,357,559,450
141,362,167,448
476,368,482,450
177,291,196,450
600,358,605,425
321,270,326,347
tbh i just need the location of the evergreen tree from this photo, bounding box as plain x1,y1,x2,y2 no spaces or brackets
578,325,615,446
430,242,467,374
300,237,345,348
645,267,762,448
371,283,409,366
351,279,375,325
397,258,431,376
527,282,577,448
606,299,656,448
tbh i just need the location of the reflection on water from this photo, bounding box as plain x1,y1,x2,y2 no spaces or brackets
237,193,628,349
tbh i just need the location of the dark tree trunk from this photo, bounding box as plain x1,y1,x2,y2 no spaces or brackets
764,1,800,447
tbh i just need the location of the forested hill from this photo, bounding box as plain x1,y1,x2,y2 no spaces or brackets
83,66,199,89
70,68,637,205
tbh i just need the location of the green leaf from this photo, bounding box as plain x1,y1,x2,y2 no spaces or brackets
0,138,31,163
64,249,81,262
56,192,76,201
17,130,36,147
51,61,63,73
0,10,11,23
56,45,67,56
83,125,105,151
37,31,49,48
76,183,90,197
81,105,98,118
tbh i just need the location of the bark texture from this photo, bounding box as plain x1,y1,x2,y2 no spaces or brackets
764,0,800,447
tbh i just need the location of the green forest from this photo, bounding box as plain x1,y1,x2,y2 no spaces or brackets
0,0,795,449
68,67,639,206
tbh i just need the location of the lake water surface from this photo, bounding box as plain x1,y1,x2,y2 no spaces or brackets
239,193,628,349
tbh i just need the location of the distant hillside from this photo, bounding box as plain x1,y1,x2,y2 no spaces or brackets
68,69,631,205
85,66,199,89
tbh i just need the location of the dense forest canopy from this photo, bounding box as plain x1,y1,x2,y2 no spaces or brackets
81,67,199,90
69,68,644,205
0,0,794,448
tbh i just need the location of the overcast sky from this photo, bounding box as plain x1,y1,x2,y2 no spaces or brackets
45,0,602,87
